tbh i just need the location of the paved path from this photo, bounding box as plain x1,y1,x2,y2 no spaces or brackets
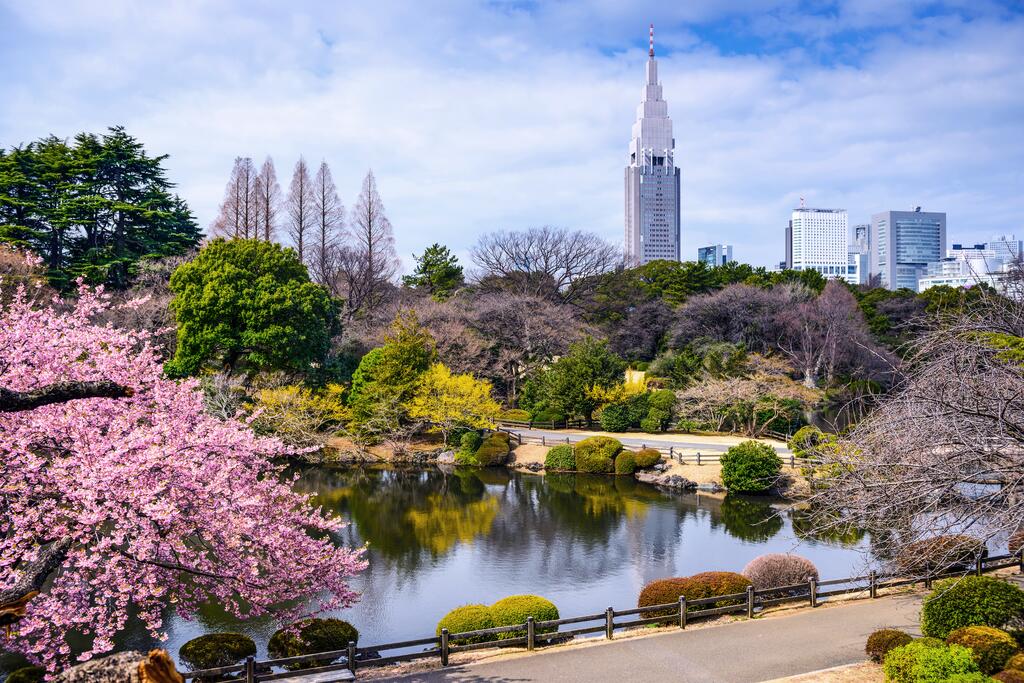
506,427,792,455
387,593,921,683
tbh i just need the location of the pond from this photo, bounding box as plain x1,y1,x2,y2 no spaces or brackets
3,467,870,674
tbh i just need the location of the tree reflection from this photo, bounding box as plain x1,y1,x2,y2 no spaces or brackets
715,495,784,542
791,507,867,545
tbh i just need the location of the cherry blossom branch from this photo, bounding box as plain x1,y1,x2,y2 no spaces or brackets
0,538,72,626
0,381,132,413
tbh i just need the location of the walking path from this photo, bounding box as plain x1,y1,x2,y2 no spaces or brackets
387,593,921,683
506,427,792,455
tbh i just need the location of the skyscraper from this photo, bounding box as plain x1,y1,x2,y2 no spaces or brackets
870,208,946,291
790,206,853,283
624,25,681,266
698,244,733,267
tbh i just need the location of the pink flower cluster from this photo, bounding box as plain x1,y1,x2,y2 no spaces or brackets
0,281,366,670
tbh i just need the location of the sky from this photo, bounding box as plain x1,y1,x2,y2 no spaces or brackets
1,0,1023,272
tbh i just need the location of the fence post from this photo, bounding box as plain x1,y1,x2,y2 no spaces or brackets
526,617,535,651
746,585,755,618
541,435,545,446
566,436,570,444
697,451,702,466
976,555,983,577
669,446,674,461
642,443,646,450
244,655,255,683
790,453,795,467
870,570,877,599
347,640,357,675
1019,549,1023,575
679,597,687,629
440,628,450,666
809,578,817,607
605,607,614,639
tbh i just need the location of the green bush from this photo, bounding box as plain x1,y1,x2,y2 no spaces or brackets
500,409,531,422
883,642,981,683
574,436,622,474
268,618,359,670
720,441,782,494
897,535,988,575
787,425,826,457
459,431,483,454
946,626,1020,674
490,595,559,639
943,674,994,682
530,409,565,424
599,402,633,432
436,604,496,644
179,633,257,672
1007,651,1024,670
915,637,948,648
640,409,670,433
544,444,575,471
995,670,1024,683
866,629,913,662
614,450,637,475
5,667,46,683
921,576,1024,639
473,433,511,467
634,448,661,469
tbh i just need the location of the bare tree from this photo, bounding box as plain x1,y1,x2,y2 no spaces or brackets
471,226,620,305
286,156,315,264
254,156,281,241
310,161,345,290
211,157,257,238
338,169,399,319
806,295,1024,574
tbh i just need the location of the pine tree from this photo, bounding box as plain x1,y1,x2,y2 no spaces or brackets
402,243,464,300
286,157,314,264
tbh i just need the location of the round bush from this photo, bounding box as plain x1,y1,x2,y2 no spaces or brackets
947,626,1020,674
530,409,565,424
915,637,948,648
490,595,559,639
633,448,661,469
459,431,483,454
883,642,981,683
675,572,753,607
544,444,575,471
921,576,1024,639
897,535,988,575
1007,652,1024,671
639,412,667,433
436,604,496,644
996,671,1024,683
720,441,782,494
637,577,691,619
866,629,913,663
741,553,818,591
268,618,358,670
473,433,511,467
6,667,46,683
574,436,622,474
599,402,633,432
943,674,994,682
179,633,257,672
614,450,637,475
500,409,531,422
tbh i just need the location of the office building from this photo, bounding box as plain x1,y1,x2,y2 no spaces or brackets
698,244,733,267
790,207,854,284
870,208,946,291
624,25,681,265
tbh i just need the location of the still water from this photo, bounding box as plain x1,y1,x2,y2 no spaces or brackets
4,467,869,672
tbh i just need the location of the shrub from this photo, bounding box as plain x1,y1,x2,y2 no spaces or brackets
675,571,753,608
943,674,999,682
916,637,948,648
459,431,483,455
614,450,637,475
500,409,531,422
946,626,1020,674
179,633,257,672
720,441,782,494
268,618,359,670
883,642,981,683
574,436,622,474
599,402,633,432
866,629,913,663
530,409,565,424
634,448,661,469
897,535,988,575
544,444,575,471
6,667,45,683
1007,652,1024,671
787,425,826,457
921,576,1024,639
742,553,819,591
436,604,496,644
640,408,670,433
637,577,690,619
490,595,559,639
473,433,511,467
995,671,1024,683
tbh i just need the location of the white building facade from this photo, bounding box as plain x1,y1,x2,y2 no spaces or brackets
790,207,854,284
625,26,681,266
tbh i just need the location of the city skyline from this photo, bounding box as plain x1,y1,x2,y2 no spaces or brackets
2,2,1022,273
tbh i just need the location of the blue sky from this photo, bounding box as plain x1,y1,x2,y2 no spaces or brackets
1,0,1022,271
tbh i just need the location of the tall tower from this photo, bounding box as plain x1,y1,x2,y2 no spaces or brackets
625,24,681,266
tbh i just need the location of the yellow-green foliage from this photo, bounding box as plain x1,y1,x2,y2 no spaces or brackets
921,576,1024,639
575,436,622,473
866,629,913,662
946,626,1020,674
634,448,661,469
614,449,637,475
436,604,496,643
544,444,575,471
473,432,511,466
490,595,560,639
406,363,501,444
882,642,981,683
1007,652,1024,671
249,384,347,446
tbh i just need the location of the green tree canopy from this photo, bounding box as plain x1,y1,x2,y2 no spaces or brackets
535,337,626,425
166,238,338,376
401,243,464,300
0,126,200,288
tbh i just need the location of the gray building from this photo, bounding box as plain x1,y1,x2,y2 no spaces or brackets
785,220,793,269
698,244,733,267
625,25,681,265
870,208,947,291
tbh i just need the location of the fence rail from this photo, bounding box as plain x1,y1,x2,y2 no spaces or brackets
183,550,1024,682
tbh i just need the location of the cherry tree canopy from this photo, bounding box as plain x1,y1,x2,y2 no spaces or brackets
0,276,365,670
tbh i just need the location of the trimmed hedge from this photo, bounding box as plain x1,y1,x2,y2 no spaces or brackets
436,604,496,644
638,573,752,620
915,637,948,648
460,431,483,454
268,618,358,670
544,444,575,471
574,436,622,474
1007,652,1024,671
599,402,633,432
179,633,257,672
720,441,782,494
634,448,661,469
490,595,559,639
921,576,1024,639
741,553,818,591
883,642,981,683
500,409,531,422
897,535,988,575
866,629,913,663
637,578,690,619
474,433,511,467
996,671,1024,683
530,409,565,424
946,625,1020,674
6,667,46,683
614,450,637,475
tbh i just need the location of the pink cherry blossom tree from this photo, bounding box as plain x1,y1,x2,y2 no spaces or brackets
0,274,366,671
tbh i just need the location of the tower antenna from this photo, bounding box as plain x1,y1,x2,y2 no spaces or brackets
649,24,655,57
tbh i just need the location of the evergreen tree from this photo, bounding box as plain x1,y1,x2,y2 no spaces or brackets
402,243,464,300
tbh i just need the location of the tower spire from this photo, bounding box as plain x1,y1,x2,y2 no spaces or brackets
649,23,654,57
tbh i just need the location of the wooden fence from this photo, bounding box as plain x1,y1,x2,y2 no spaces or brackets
183,551,1024,682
